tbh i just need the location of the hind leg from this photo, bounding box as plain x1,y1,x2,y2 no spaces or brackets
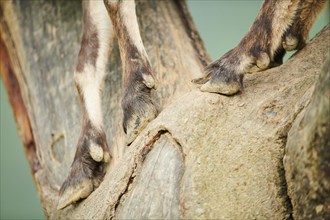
58,0,112,210
104,0,158,144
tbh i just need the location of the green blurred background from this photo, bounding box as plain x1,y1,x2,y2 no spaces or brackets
0,1,329,219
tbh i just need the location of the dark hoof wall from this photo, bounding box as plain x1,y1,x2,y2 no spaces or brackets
57,153,110,210
123,93,158,145
57,129,110,210
193,62,243,96
57,178,93,210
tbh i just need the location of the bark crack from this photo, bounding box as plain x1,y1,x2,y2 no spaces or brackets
110,129,168,219
165,130,188,218
275,89,313,219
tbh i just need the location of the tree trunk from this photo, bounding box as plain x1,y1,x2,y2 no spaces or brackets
0,0,329,219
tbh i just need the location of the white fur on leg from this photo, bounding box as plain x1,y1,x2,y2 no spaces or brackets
119,0,150,63
75,1,113,131
89,0,113,76
75,65,104,130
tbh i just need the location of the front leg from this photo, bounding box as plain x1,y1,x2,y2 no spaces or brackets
194,0,301,95
57,0,112,210
282,0,328,51
105,0,158,144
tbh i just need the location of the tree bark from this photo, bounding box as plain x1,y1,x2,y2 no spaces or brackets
0,0,329,219
284,57,330,219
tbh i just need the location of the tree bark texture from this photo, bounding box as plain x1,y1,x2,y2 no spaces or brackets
0,0,329,219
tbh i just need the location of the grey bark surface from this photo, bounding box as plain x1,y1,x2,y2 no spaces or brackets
0,0,329,219
284,57,330,219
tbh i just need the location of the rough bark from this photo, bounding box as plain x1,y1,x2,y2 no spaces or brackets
284,57,330,219
0,0,329,219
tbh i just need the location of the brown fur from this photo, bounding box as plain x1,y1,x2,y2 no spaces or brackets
58,0,327,209
75,1,99,73
194,0,327,95
105,0,157,143
284,0,328,50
